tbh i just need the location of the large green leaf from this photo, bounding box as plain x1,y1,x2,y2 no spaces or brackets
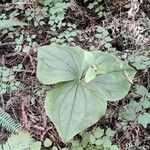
45,80,107,142
37,44,85,84
37,44,136,142
92,52,136,101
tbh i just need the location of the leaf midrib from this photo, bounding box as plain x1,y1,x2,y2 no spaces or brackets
65,80,79,141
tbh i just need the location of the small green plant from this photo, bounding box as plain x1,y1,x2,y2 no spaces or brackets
120,85,150,128
138,113,150,128
14,32,37,52
14,33,24,52
30,137,56,149
96,26,115,51
51,23,77,43
136,17,150,50
0,132,33,150
36,43,136,142
48,2,70,31
0,131,55,150
120,101,142,121
0,65,23,95
30,141,41,150
43,138,53,148
25,7,45,27
85,0,107,17
71,128,119,150
37,0,70,31
38,0,63,6
129,55,150,70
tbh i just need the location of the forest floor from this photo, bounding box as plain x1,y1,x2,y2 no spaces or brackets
0,0,150,150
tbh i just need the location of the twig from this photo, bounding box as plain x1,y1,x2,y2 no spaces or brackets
21,101,30,130
0,42,15,47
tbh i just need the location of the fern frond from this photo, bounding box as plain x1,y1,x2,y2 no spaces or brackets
0,108,22,133
1,132,33,150
0,19,27,30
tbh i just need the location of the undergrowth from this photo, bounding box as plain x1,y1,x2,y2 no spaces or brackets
0,0,149,149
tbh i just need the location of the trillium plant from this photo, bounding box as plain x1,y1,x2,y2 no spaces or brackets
36,43,136,142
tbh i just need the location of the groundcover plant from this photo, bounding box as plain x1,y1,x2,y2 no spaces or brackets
36,43,136,142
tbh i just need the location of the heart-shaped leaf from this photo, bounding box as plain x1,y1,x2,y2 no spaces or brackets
37,44,136,142
45,80,107,142
37,44,86,85
92,51,136,101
